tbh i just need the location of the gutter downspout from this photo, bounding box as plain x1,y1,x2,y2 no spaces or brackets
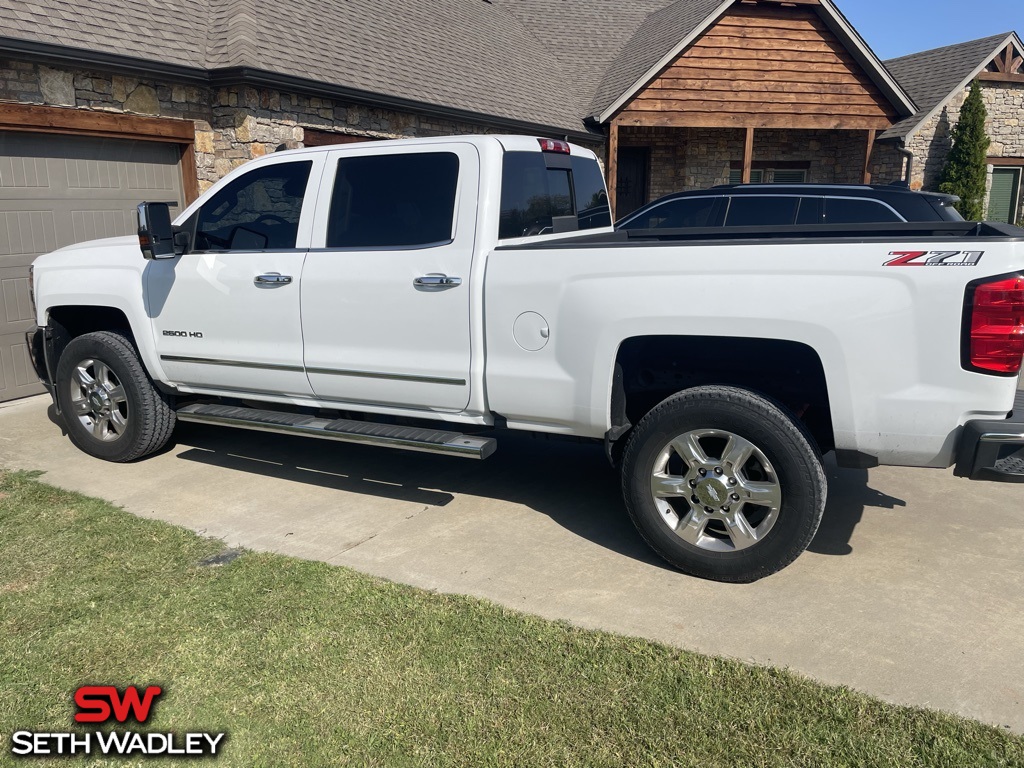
897,141,915,187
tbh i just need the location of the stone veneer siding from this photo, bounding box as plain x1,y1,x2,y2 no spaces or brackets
619,126,873,202
1,58,602,194
891,81,1024,222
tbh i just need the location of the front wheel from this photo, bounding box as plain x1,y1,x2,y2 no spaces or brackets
621,385,826,582
55,331,175,462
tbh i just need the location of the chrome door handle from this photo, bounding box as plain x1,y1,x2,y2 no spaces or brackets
414,274,462,288
254,273,292,285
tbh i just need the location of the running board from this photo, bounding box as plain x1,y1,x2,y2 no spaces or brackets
175,404,497,459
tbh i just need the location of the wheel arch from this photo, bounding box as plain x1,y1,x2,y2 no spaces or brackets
608,335,835,459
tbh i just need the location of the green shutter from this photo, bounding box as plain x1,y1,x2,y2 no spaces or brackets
771,169,808,184
728,169,764,184
988,168,1021,223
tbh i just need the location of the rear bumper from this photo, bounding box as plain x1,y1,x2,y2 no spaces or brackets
954,390,1024,482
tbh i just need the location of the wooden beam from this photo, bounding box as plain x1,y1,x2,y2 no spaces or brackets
978,72,1024,83
179,144,200,205
607,122,619,221
616,110,892,131
987,157,1024,166
863,128,876,184
742,127,754,184
0,103,196,142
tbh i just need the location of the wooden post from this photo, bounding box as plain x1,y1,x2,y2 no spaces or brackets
863,128,876,184
742,127,754,184
607,121,619,220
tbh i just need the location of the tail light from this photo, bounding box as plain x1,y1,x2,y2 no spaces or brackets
963,273,1024,375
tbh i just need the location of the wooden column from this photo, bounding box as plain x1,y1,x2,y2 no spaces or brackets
742,127,754,183
607,121,619,220
863,128,876,184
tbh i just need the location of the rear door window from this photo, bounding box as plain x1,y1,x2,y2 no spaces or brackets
326,152,460,248
823,198,903,224
725,196,800,227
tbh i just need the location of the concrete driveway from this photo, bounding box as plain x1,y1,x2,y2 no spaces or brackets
1,393,1022,733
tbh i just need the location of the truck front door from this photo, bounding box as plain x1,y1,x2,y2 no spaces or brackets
147,155,323,397
300,143,478,411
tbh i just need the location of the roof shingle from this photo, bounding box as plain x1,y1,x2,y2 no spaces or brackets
880,32,1014,140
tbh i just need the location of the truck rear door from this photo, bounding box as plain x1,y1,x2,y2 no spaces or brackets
300,142,479,411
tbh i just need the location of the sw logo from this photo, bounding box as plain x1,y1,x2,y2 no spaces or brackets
74,685,162,724
884,250,984,267
8,685,226,759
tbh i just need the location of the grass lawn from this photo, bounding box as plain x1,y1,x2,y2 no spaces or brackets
1,469,1022,767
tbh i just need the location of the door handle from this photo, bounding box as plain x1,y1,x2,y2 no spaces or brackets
254,273,292,285
414,274,462,288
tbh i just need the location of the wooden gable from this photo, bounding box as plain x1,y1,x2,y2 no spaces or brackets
979,40,1024,83
615,2,899,131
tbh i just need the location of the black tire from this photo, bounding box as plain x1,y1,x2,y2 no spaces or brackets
621,385,826,582
55,330,175,462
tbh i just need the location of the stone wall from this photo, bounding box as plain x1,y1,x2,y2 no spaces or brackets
897,80,1024,222
1,58,601,195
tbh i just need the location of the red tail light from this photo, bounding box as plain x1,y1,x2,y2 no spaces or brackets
965,274,1024,375
538,138,570,154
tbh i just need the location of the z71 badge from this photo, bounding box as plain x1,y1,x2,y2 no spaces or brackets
884,250,984,267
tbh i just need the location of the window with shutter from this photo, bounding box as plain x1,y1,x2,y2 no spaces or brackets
988,167,1021,224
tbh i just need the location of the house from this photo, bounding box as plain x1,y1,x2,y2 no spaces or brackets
878,31,1024,225
0,0,1020,402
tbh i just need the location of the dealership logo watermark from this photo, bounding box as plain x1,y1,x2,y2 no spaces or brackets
9,685,226,758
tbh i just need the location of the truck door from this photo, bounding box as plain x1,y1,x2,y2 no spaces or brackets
146,154,324,397
300,143,479,411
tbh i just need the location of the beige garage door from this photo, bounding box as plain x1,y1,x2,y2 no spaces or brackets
0,131,185,402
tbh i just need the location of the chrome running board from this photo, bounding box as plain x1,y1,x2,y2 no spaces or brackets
176,403,496,460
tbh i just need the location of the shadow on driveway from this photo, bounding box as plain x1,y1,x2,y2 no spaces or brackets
170,422,904,568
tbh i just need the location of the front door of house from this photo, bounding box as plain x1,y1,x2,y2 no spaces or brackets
616,147,650,219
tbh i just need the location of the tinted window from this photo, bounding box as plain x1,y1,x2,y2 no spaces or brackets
327,153,459,248
824,198,902,224
621,198,720,230
572,156,611,230
195,162,312,250
500,152,573,238
725,196,800,227
795,197,823,225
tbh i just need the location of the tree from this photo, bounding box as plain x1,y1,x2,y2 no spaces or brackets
938,80,990,220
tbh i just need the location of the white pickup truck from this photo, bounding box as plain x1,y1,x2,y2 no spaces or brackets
25,135,1024,582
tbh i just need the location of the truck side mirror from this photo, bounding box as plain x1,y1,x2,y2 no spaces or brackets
137,202,177,260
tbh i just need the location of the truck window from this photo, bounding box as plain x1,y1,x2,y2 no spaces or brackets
499,151,609,239
195,161,312,251
327,152,460,248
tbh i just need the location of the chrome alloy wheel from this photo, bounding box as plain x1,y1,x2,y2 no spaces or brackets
649,429,782,552
68,358,129,442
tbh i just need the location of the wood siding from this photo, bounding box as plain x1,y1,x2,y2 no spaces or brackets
616,3,898,131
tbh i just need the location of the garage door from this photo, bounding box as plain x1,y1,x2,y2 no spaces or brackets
0,132,186,402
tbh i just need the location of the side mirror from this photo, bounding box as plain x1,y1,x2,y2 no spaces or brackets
137,202,177,260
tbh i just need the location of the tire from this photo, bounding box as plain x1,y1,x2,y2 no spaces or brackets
621,385,826,582
55,330,175,462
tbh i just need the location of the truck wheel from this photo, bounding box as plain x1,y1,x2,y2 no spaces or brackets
621,385,826,582
55,331,175,462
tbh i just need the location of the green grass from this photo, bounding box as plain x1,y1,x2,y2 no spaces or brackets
1,469,1022,768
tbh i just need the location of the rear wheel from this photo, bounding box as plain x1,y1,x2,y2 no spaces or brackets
55,331,175,462
621,385,826,582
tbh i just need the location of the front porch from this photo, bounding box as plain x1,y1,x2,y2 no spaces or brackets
611,126,882,216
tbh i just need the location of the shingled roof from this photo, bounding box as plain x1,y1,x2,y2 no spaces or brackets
0,0,920,137
880,32,1019,141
